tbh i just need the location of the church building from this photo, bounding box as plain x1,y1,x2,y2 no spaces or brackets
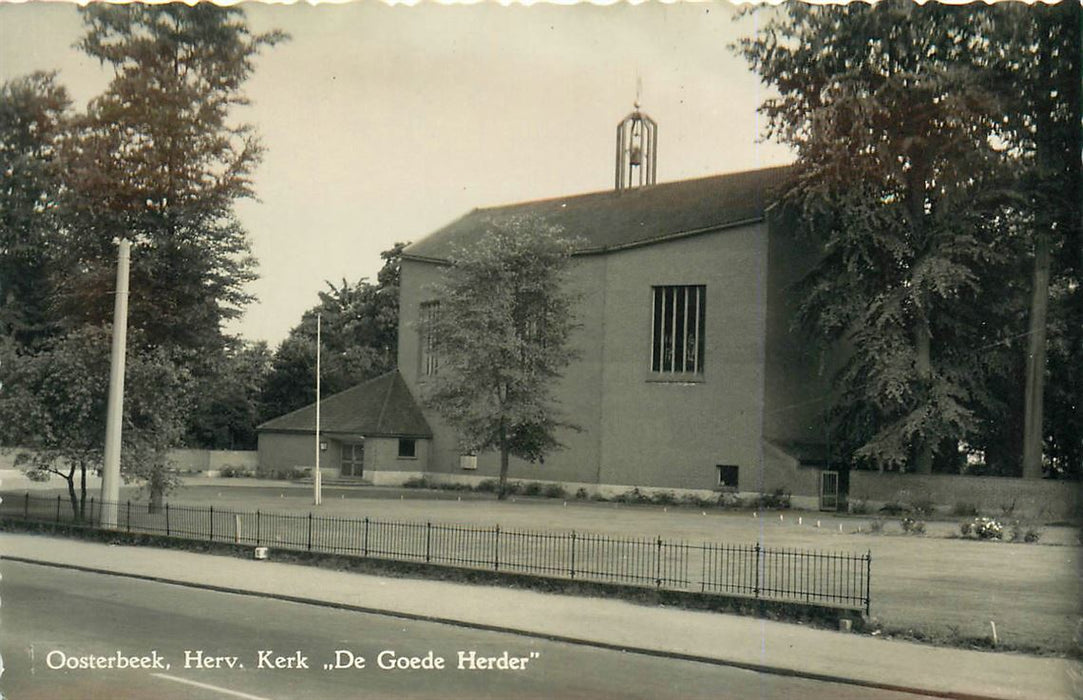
259,107,842,508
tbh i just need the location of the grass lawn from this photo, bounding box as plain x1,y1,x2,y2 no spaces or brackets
156,481,1082,656
10,479,1082,655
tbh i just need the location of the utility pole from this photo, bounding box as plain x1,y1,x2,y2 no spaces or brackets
100,238,131,528
314,312,322,506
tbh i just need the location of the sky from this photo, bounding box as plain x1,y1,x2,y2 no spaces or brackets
0,1,792,347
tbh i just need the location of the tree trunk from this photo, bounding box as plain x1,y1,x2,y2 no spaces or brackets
79,461,87,522
65,466,78,521
149,485,164,514
497,424,510,501
912,317,933,474
1022,228,1050,479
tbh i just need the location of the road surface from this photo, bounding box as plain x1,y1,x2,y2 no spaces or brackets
1,560,930,700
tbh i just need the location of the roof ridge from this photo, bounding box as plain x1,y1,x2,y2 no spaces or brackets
374,371,397,433
256,370,399,430
470,164,792,214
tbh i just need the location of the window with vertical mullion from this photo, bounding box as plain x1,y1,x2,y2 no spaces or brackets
650,285,705,377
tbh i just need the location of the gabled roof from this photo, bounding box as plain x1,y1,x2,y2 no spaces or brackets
404,165,791,262
257,370,432,438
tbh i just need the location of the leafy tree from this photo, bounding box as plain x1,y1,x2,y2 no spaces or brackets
185,340,272,450
260,243,405,421
0,328,110,520
55,5,286,354
124,345,192,512
0,72,70,349
736,2,1034,473
422,217,578,499
0,327,190,518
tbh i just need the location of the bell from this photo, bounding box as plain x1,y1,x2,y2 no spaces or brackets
629,145,642,166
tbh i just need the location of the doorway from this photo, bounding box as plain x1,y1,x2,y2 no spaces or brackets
341,442,364,478
819,470,839,512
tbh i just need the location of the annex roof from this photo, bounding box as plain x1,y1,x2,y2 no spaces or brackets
404,165,791,262
257,370,432,438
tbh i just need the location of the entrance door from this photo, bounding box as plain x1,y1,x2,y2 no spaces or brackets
341,442,364,478
820,470,839,512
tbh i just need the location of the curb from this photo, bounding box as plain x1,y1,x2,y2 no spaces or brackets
3,555,1017,700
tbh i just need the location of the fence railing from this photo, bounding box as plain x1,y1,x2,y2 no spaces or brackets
2,493,871,614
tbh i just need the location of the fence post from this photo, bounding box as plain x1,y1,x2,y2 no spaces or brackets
256,510,261,547
307,513,313,552
126,500,131,533
89,496,95,525
754,544,761,599
425,522,432,563
24,492,29,519
865,550,872,617
655,537,663,588
493,525,500,571
363,517,369,557
165,503,170,537
56,494,61,523
209,506,214,541
569,532,576,579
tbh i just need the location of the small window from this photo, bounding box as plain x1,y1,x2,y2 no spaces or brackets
398,439,416,458
717,464,739,489
651,285,706,375
420,301,440,376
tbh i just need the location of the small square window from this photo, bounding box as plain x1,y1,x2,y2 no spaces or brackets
717,464,739,489
398,439,416,458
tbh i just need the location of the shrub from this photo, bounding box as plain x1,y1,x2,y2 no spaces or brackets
476,479,499,493
968,516,1004,540
522,482,543,497
866,519,885,534
901,518,926,535
754,488,791,510
650,491,677,506
959,521,973,537
879,501,911,516
614,487,651,504
1009,521,1044,544
850,499,870,515
542,484,567,499
574,487,589,500
952,502,979,517
402,476,430,489
716,492,743,509
910,499,936,517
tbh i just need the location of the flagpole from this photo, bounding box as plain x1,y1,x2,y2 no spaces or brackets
314,312,322,506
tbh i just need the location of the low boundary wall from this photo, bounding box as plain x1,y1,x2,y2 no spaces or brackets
849,472,1081,521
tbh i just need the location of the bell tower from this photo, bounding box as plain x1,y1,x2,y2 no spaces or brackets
615,101,657,192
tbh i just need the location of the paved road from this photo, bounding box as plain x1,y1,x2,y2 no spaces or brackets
1,561,933,700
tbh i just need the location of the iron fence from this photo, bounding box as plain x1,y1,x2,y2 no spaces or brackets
2,492,871,613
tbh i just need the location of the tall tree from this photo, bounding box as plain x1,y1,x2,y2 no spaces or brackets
260,243,405,421
986,2,1081,479
0,72,70,349
56,5,286,353
184,339,271,450
422,217,578,499
736,1,1014,473
740,1,1078,476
